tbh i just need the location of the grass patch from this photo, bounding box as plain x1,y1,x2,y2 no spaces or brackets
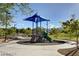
49,34,77,41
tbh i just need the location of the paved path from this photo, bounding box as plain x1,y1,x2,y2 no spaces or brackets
0,40,76,56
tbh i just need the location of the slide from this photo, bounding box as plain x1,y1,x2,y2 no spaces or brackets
42,31,52,43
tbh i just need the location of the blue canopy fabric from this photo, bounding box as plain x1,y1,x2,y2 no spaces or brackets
24,13,49,23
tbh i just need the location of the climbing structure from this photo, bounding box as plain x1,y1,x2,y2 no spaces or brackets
24,13,52,43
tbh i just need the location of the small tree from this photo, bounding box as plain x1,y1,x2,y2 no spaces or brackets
72,20,79,49
50,28,60,39
0,3,33,42
25,28,32,36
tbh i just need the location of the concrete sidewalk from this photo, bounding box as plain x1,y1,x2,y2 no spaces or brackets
0,40,75,56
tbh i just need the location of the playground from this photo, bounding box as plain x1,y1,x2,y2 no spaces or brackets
24,13,52,43
0,3,79,56
0,13,76,56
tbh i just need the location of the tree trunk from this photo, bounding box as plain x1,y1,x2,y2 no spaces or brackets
76,29,79,49
4,12,8,42
70,30,72,40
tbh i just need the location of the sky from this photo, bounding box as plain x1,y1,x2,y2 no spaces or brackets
12,3,79,29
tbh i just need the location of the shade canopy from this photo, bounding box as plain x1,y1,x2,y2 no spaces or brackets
24,13,49,23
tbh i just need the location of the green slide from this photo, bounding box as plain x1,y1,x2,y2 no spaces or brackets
42,31,52,43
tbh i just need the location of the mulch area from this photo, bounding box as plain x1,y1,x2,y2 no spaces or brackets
16,40,66,46
58,47,79,56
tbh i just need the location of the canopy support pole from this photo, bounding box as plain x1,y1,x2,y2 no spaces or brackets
40,21,41,33
32,22,34,35
36,22,38,35
47,21,48,34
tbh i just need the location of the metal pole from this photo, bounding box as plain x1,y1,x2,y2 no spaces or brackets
35,18,39,42
35,18,38,35
47,21,48,34
32,22,34,35
40,21,41,33
36,22,38,35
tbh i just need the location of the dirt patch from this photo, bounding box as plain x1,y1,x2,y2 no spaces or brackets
0,39,5,43
58,47,79,56
0,38,11,44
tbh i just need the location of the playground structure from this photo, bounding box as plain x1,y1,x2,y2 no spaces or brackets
24,13,52,43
